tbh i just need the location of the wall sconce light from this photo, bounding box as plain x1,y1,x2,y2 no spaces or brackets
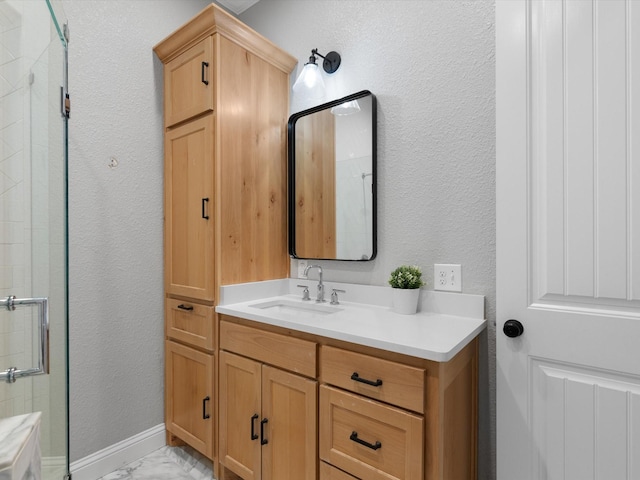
292,48,342,100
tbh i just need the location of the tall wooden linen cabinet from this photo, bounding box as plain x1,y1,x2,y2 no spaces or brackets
153,3,296,472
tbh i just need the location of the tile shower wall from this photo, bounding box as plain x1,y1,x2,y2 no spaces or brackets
0,2,62,465
0,0,31,419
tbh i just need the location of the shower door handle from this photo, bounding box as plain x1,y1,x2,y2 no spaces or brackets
0,296,50,383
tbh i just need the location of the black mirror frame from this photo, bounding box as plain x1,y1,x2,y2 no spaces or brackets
287,90,377,261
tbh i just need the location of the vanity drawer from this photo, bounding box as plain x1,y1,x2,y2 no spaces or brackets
320,462,359,480
320,346,425,413
319,386,423,480
165,298,214,351
219,318,316,378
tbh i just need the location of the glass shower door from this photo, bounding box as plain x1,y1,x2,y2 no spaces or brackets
0,0,68,478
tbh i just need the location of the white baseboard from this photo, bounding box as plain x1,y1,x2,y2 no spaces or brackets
70,424,166,480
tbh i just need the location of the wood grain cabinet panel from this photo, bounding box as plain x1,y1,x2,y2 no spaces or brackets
164,115,215,302
165,340,214,458
219,351,262,480
220,318,316,378
164,36,214,127
165,298,215,351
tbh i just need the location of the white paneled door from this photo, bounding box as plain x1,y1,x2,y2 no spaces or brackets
497,1,640,479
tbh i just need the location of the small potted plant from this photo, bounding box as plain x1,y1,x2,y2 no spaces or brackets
388,265,425,314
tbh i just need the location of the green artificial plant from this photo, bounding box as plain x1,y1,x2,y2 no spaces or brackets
388,265,425,289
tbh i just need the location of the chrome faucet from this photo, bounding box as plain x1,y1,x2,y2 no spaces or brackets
304,264,325,303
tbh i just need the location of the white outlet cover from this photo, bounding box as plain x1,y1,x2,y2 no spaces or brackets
434,264,462,292
298,260,308,278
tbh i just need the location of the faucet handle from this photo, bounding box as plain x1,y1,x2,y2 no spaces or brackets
330,289,346,305
297,284,310,301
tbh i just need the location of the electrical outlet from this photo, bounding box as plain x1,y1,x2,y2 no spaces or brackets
297,260,308,278
434,264,462,292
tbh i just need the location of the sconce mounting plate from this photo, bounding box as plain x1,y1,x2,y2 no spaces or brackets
322,51,341,74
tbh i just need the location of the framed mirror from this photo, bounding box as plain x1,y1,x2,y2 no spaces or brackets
288,90,376,261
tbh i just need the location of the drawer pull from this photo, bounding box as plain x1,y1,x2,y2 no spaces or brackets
250,414,259,440
177,304,194,311
351,372,383,387
202,197,210,220
202,396,210,419
201,61,209,85
350,431,381,450
260,418,269,445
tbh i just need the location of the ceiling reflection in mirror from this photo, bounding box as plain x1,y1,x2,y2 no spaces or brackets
288,91,376,261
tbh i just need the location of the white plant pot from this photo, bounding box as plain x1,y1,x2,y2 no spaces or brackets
391,288,420,315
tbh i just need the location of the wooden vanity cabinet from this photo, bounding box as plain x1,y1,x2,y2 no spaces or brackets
219,315,479,480
154,3,296,467
219,321,318,480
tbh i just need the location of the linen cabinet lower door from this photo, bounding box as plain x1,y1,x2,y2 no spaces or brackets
219,351,262,480
165,340,214,459
261,365,317,480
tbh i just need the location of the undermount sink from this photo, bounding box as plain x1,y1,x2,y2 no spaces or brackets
249,299,342,315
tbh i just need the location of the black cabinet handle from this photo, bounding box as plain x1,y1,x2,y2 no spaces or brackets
250,414,259,440
351,372,383,387
202,198,209,220
202,396,210,419
177,304,194,311
260,418,269,445
350,431,381,450
201,61,209,85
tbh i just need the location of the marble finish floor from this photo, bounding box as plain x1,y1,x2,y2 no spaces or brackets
97,446,213,480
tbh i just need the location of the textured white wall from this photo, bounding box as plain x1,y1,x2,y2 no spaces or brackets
63,0,209,461
240,1,496,478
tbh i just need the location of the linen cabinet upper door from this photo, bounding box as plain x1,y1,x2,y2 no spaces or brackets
164,36,214,127
165,115,215,301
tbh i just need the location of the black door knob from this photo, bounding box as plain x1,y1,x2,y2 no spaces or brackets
503,319,524,338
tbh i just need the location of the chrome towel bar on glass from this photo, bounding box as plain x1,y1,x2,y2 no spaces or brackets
0,296,50,383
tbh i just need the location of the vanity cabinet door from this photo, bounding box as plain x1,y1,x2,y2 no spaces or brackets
219,351,262,480
261,365,317,480
165,340,214,459
164,115,215,302
164,36,214,128
219,350,317,480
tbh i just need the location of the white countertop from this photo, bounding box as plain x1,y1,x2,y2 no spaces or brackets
216,280,486,362
0,412,41,480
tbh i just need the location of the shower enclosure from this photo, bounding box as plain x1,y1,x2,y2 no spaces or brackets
0,0,69,478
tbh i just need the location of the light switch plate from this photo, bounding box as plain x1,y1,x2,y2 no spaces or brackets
434,264,462,292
